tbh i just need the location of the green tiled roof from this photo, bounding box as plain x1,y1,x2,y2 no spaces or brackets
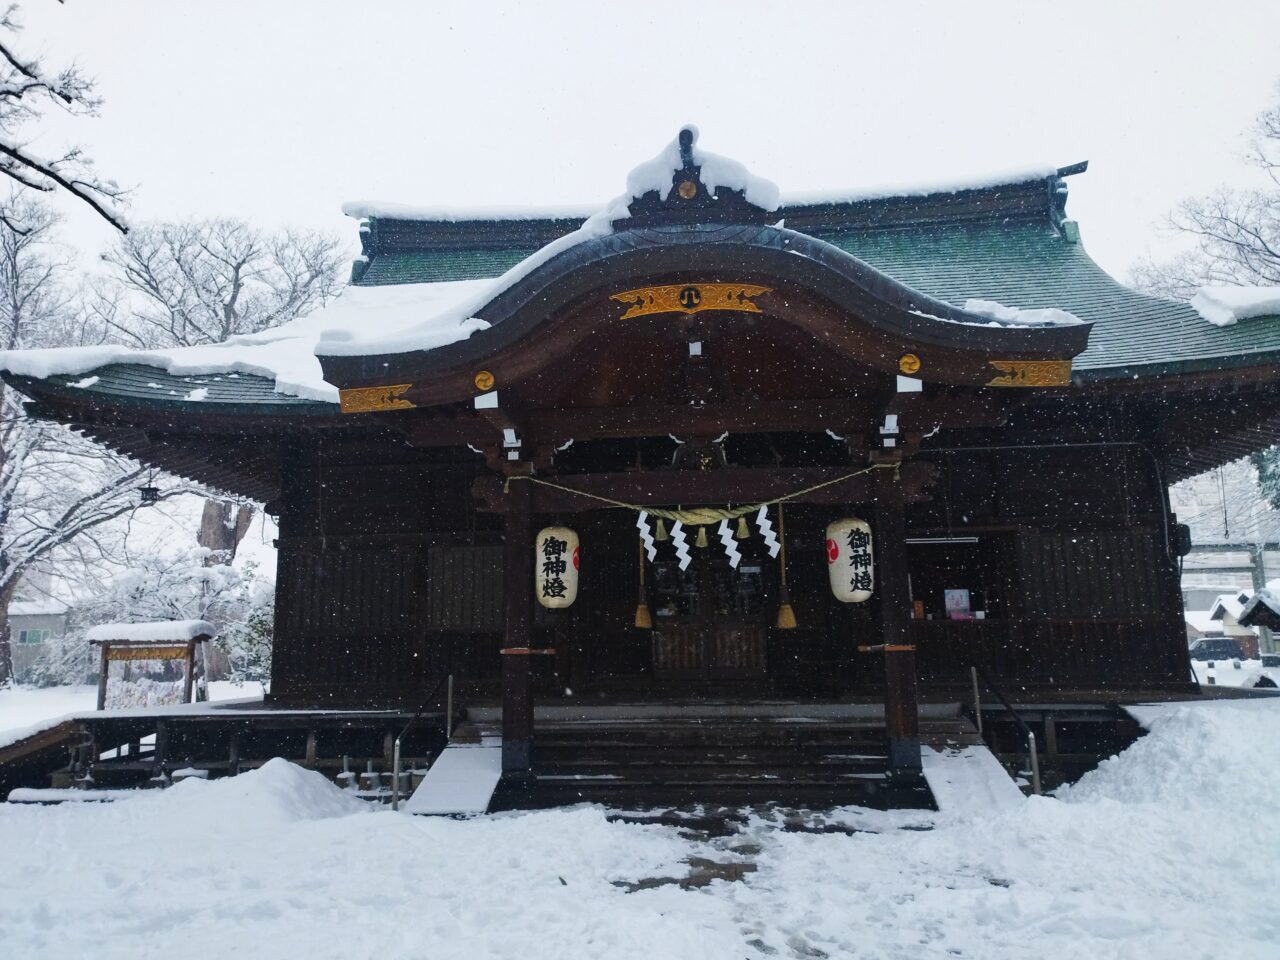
814,219,1280,377
357,214,1280,379
7,363,332,414
358,248,533,285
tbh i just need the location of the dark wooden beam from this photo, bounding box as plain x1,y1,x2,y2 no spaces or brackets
471,461,938,513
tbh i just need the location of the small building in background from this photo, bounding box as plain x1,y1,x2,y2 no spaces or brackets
8,598,70,682
1207,592,1259,659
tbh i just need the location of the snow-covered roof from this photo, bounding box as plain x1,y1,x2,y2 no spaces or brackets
1208,593,1250,621
1184,610,1223,635
342,162,1060,223
1190,286,1280,327
85,620,216,643
8,600,68,617
1238,588,1280,626
0,280,492,404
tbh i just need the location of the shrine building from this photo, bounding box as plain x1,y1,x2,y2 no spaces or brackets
4,128,1278,809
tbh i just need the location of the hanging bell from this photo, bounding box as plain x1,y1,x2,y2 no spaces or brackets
695,526,709,549
735,516,750,540
655,518,669,542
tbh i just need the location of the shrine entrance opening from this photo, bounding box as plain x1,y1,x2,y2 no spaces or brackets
648,537,773,681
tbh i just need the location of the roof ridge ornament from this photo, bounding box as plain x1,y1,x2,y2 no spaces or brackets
621,126,775,228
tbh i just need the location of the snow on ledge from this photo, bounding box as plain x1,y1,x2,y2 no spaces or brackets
1190,285,1280,327
961,298,1084,328
85,619,217,643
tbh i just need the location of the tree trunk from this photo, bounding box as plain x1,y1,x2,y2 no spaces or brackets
0,578,20,685
198,499,254,563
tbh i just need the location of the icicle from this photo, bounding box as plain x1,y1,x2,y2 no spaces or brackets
718,520,742,568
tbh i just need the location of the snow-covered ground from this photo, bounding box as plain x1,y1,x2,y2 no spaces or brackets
0,681,265,746
1191,657,1279,688
0,698,1276,959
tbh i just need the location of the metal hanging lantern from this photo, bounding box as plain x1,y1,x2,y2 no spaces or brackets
535,526,580,609
826,518,874,603
139,471,160,505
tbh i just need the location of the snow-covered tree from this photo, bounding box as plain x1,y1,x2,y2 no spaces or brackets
0,195,197,683
1131,83,1280,297
0,4,127,232
88,219,344,348
42,547,273,687
1133,83,1280,501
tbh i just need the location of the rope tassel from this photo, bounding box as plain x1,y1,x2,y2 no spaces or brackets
634,536,653,629
775,503,797,630
735,515,750,540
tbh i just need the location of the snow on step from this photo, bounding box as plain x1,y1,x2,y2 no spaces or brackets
8,788,138,804
403,742,502,816
921,744,1024,814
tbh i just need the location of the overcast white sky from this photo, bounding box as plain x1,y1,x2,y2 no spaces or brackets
18,1,1280,280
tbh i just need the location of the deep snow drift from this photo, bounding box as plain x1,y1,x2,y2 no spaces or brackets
1,699,1277,959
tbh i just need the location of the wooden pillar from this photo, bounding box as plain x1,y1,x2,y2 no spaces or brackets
96,642,111,711
874,465,922,775
502,478,535,772
183,641,197,704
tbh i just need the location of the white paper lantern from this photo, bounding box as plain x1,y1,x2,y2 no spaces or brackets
826,519,873,603
535,526,580,609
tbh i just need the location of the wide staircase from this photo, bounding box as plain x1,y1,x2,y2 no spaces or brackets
474,703,942,811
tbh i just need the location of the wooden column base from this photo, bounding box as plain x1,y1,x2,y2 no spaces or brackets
500,648,555,773
884,645,923,774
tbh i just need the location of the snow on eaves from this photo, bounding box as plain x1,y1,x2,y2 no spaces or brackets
1190,285,1280,327
344,160,1058,223
961,298,1084,328
84,619,217,643
0,280,495,403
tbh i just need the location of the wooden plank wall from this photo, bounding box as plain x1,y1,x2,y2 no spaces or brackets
268,439,1191,704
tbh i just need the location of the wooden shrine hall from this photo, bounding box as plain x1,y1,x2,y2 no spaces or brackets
6,128,1280,809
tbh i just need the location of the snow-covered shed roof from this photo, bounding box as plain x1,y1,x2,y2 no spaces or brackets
1238,589,1280,629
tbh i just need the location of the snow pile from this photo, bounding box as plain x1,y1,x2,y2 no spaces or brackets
1061,699,1279,807
1190,285,1280,327
168,757,368,824
961,297,1084,327
85,619,216,642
